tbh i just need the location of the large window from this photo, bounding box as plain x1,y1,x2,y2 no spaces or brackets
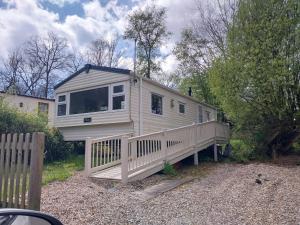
70,87,109,114
57,95,66,116
112,84,125,110
152,93,163,115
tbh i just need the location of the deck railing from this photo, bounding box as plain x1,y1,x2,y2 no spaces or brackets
122,121,229,183
85,133,133,176
85,121,230,182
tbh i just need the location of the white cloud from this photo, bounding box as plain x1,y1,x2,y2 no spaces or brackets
160,54,179,74
0,0,129,58
43,0,79,7
0,0,200,74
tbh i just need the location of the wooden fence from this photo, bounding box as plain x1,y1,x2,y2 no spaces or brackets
0,132,45,210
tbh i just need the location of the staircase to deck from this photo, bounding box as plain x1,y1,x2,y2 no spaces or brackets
85,121,230,183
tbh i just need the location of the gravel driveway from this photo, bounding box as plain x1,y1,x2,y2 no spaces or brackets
41,162,300,225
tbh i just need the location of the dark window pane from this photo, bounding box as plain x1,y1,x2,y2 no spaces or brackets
179,103,185,114
113,85,124,93
113,95,125,110
151,94,163,115
198,106,203,123
69,87,109,114
58,95,66,102
57,104,66,116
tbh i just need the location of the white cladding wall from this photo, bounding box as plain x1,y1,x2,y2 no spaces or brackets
130,79,217,135
59,123,134,141
54,69,131,128
0,93,55,126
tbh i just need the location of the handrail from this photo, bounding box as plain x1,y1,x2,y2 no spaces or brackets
91,132,133,142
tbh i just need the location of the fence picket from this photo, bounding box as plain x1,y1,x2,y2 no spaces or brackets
3,134,12,208
21,133,30,209
8,133,18,207
0,134,6,206
14,133,24,208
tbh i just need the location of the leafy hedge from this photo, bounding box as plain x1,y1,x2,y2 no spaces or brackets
0,98,73,162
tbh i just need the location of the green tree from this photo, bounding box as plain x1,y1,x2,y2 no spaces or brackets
209,0,300,158
174,29,217,104
124,5,170,78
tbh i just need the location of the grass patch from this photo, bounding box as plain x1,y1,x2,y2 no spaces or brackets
42,154,84,185
163,163,177,176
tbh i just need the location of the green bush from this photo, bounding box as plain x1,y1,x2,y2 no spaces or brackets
0,98,72,163
44,128,74,163
230,139,255,163
163,162,177,176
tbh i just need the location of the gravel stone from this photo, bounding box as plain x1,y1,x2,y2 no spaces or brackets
41,163,300,225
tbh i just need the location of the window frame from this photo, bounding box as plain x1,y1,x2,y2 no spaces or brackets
178,102,186,115
206,110,211,121
111,83,126,111
38,102,49,115
69,86,110,115
56,82,127,117
151,93,163,116
57,95,67,117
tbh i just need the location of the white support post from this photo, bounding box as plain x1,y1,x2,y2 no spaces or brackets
214,127,218,162
121,136,129,184
85,138,92,176
194,152,199,165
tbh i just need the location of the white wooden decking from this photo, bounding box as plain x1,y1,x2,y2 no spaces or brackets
85,121,230,183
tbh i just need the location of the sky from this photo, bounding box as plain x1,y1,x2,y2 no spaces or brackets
0,0,201,74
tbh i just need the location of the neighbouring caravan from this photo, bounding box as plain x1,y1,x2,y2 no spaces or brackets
54,64,218,141
0,91,55,126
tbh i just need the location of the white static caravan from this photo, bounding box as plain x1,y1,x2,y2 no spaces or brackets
0,91,55,126
54,64,218,141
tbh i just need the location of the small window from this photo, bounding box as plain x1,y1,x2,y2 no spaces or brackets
113,95,125,110
198,106,203,123
19,102,23,108
112,84,125,111
151,93,163,115
206,111,211,121
57,104,66,116
179,102,185,114
58,95,66,102
38,102,49,114
113,85,124,93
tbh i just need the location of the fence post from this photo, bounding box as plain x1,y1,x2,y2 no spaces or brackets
121,136,129,184
85,138,92,176
28,132,45,211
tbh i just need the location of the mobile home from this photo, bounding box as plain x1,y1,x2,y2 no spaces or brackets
0,91,55,126
54,64,217,141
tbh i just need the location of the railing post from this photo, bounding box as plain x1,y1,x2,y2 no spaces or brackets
161,131,167,162
28,132,45,211
192,123,199,165
85,138,92,176
214,127,218,162
121,136,129,184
